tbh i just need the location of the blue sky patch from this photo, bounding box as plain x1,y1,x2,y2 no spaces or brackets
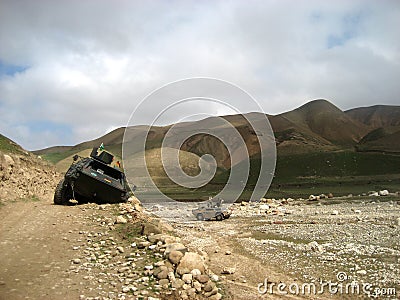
326,12,364,49
27,120,72,135
0,61,29,77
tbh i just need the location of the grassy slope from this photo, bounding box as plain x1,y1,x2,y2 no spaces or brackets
0,134,25,154
162,151,400,200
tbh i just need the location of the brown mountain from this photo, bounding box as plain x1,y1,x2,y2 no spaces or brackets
277,99,369,146
345,105,400,128
34,100,400,171
345,105,400,153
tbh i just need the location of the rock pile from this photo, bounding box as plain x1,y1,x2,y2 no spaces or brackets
147,233,222,299
72,201,223,300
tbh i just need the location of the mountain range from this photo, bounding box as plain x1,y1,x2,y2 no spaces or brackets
34,99,400,171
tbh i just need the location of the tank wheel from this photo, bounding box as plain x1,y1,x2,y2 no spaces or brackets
196,213,204,221
54,179,73,205
216,214,223,221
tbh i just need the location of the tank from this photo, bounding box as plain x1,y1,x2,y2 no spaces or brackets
54,147,133,205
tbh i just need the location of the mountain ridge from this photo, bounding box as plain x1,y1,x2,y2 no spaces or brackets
33,99,400,169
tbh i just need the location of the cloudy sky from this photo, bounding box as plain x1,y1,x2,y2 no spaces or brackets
0,0,399,150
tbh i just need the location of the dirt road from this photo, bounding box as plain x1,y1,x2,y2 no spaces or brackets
0,198,91,299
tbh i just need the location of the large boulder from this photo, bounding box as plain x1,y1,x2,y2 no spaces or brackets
176,252,205,275
141,222,162,235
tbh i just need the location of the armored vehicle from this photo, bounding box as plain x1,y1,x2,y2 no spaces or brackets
192,198,231,221
54,147,132,205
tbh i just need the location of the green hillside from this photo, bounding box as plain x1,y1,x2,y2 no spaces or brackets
0,134,25,154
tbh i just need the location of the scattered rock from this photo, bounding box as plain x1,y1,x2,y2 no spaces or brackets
204,286,218,297
225,250,232,255
204,281,216,292
221,267,236,274
137,241,151,249
171,278,184,289
168,271,176,282
308,195,317,201
196,274,209,283
159,279,169,287
210,274,219,282
306,241,324,253
115,215,127,224
182,273,192,284
379,190,389,196
190,269,202,276
331,210,339,215
209,293,223,300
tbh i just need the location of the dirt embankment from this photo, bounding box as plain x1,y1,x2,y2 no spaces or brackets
0,151,61,203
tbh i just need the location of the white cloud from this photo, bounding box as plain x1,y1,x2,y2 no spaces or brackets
0,0,399,149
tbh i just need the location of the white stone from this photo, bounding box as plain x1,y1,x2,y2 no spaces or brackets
379,190,389,196
210,274,219,282
190,269,201,276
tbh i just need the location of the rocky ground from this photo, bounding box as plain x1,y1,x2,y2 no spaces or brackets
1,193,399,299
152,196,400,299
